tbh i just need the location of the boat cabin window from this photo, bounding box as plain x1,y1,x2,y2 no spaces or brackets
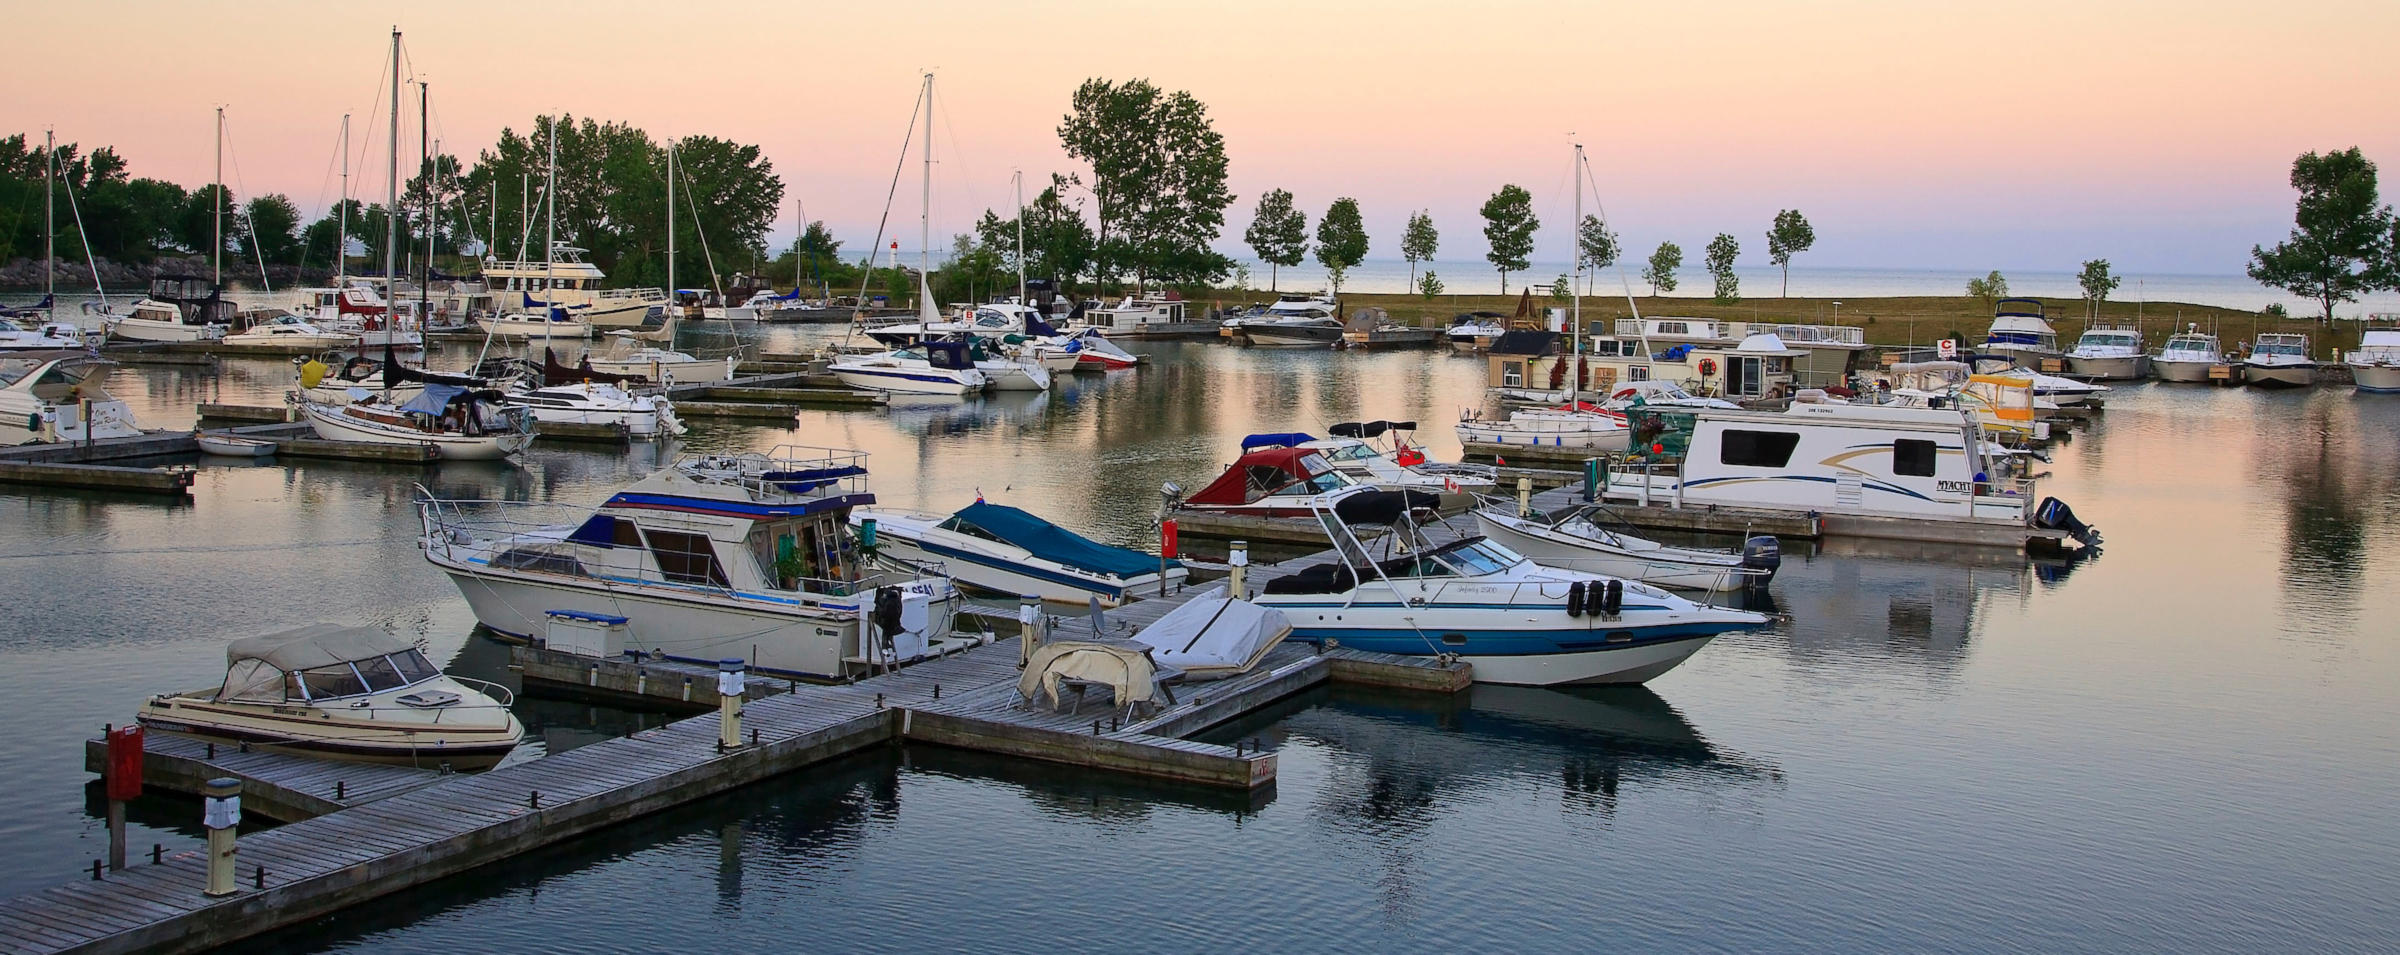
646,528,731,588
1436,540,1518,575
1719,429,1800,468
492,545,588,576
392,649,440,684
1893,439,1938,477
353,654,409,692
298,663,369,700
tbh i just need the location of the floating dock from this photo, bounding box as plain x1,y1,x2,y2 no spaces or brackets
80,735,446,824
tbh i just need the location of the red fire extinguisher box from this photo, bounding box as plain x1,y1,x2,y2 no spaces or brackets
105,725,144,802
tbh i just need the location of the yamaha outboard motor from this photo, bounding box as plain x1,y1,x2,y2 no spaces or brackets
1740,536,1782,586
2033,497,2102,547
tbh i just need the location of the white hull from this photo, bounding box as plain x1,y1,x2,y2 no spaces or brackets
1456,421,1630,450
2243,363,2316,388
224,332,360,349
582,299,660,329
196,434,277,456
359,329,425,347
583,355,735,382
478,317,593,339
2349,363,2400,393
106,318,222,342
1461,635,1718,686
982,361,1052,391
1475,512,1754,592
830,365,985,395
522,404,665,437
299,402,533,459
2065,354,2147,380
2152,358,2219,383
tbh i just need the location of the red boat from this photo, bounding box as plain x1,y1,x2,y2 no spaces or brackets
1179,447,1366,517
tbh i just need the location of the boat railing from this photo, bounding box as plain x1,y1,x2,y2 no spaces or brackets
1737,322,1866,346
449,675,516,707
673,446,874,500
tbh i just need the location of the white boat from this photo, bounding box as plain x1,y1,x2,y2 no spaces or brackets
419,447,971,680
978,353,1052,391
1225,292,1339,342
0,303,103,358
104,298,226,342
2151,326,2224,383
195,432,276,456
1981,298,2061,368
2345,329,2400,393
1176,447,1370,518
864,301,1041,347
1244,315,1347,347
0,357,143,443
1252,490,1771,685
224,313,360,349
1456,404,1631,449
1258,422,1497,509
2064,325,2148,379
1472,500,1773,592
1069,293,1199,338
300,283,426,347
483,245,665,329
1446,313,1508,352
829,340,990,395
583,347,735,383
2242,333,2317,388
136,624,523,770
1058,329,1140,370
504,381,685,438
478,310,593,340
851,500,1185,606
296,384,534,460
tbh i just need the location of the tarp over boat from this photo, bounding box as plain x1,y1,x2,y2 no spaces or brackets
950,501,1177,579
1125,586,1289,680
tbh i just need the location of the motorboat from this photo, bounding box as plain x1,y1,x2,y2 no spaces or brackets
1058,328,1140,370
2345,328,2400,393
2064,325,2148,379
298,282,425,347
1447,312,1509,352
580,319,738,383
1243,315,1348,347
850,500,1185,606
478,308,593,340
2242,333,2317,388
483,245,665,329
504,381,685,438
223,313,360,349
136,624,523,770
102,276,235,342
418,446,971,680
1472,499,1775,592
1600,379,1744,411
1067,292,1199,338
1456,403,1631,449
978,352,1052,391
194,432,276,456
296,383,535,460
1250,423,1497,509
864,301,1041,347
1175,446,1369,518
1980,298,2061,368
1252,489,1771,686
2151,326,2224,383
0,304,103,358
0,357,143,443
829,340,991,395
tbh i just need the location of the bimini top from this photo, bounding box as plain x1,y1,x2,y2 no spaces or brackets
1241,432,1316,452
1186,448,1350,505
1327,420,1417,439
1994,298,2047,318
227,624,417,672
944,501,1177,579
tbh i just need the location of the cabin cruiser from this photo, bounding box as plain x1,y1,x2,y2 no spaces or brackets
1068,292,1197,338
298,282,424,347
483,246,665,328
479,307,593,340
1456,403,1631,449
864,301,1041,347
1224,292,1338,344
1174,447,1370,518
503,381,685,438
2243,333,2317,387
419,447,969,679
296,382,535,459
0,312,102,358
580,318,737,383
1243,314,1347,347
101,275,237,342
1252,490,1770,685
850,500,1184,606
222,313,360,349
1447,312,1509,352
2064,325,2148,379
2151,326,2224,382
1473,499,1775,592
2345,329,2400,393
136,625,523,770
0,357,142,443
829,340,991,396
1981,298,2061,368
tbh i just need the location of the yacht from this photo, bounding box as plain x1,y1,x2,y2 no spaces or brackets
482,246,665,329
2345,328,2400,393
1175,447,1370,518
222,313,360,349
1243,315,1347,347
1252,490,1771,685
1981,298,2061,369
829,340,990,395
2150,326,2224,383
1473,500,1775,592
135,624,523,770
2064,325,2148,379
1227,292,1339,345
2242,333,2316,388
503,380,685,438
0,357,142,443
850,500,1185,606
1446,312,1509,352
1456,404,1631,449
419,447,969,680
296,382,535,459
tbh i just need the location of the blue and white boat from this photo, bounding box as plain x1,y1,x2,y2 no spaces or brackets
829,340,990,395
1252,490,1769,686
850,501,1184,607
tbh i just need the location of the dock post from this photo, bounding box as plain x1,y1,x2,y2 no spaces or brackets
1018,595,1042,667
1227,541,1248,599
104,723,142,872
201,777,240,897
717,659,745,750
1517,476,1533,517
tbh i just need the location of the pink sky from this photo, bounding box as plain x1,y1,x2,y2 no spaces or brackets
9,0,2397,273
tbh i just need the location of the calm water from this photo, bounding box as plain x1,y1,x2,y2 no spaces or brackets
2,338,2396,953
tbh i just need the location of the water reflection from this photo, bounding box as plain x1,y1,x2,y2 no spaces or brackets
1759,538,2045,675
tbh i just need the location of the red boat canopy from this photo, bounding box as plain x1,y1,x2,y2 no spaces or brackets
1187,448,1343,506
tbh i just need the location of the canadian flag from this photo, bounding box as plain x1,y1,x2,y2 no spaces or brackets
1443,477,1459,493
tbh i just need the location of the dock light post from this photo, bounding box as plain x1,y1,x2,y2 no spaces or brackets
717,659,745,750
1228,541,1249,599
1517,476,1534,518
202,777,241,897
1018,595,1043,666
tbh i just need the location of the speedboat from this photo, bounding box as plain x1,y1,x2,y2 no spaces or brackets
418,446,970,679
829,340,990,395
1981,298,2061,369
136,624,523,770
1456,403,1631,449
1175,446,1369,518
1446,312,1508,352
478,308,593,340
2064,325,2148,379
1060,328,1140,369
0,305,103,358
2151,326,2224,383
1473,499,1775,592
1243,315,1346,347
1253,423,1497,509
504,381,685,438
1253,489,1771,685
224,313,360,349
0,357,142,443
850,500,1185,606
2243,333,2317,388
296,383,535,459
2346,329,2400,393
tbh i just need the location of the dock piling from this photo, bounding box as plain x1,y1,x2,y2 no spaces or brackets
89,860,100,881
1228,542,1249,598
150,844,162,865
202,777,240,897
717,659,746,750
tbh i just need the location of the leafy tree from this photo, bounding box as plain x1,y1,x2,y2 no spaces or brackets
301,199,369,272
1576,214,1618,295
935,232,1008,307
1058,78,1235,291
2248,147,2397,321
1550,274,1572,303
177,184,237,265
1313,197,1368,293
1642,241,1682,295
1244,188,1306,291
1401,210,1438,287
2077,259,2121,318
1966,270,2009,312
1418,270,1443,300
1766,209,1814,296
239,194,303,265
1480,184,1537,292
1705,233,1740,303
1024,176,1097,292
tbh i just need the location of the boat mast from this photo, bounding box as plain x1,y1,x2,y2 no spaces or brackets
666,139,676,314
544,114,558,346
1572,142,1584,381
385,28,400,325
337,114,349,285
213,107,225,286
918,72,936,323
419,82,431,325
1014,169,1025,307
43,129,53,318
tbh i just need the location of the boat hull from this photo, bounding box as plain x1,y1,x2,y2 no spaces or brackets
2347,363,2400,393
106,319,222,342
138,720,518,771
2065,354,2147,380
869,533,1182,606
583,356,732,382
196,434,277,456
2151,358,2219,383
2243,363,2316,388
299,402,533,459
1245,325,1345,347
478,318,593,339
436,566,879,680
1285,627,1720,686
831,365,984,395
1474,512,1755,591
1455,421,1630,450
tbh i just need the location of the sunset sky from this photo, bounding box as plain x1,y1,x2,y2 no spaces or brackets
8,0,2397,275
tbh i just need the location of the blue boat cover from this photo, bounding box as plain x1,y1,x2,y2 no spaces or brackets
1241,432,1315,452
399,382,466,415
952,501,1177,578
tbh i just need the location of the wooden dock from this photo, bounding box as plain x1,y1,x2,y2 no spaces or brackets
81,735,447,823
193,404,289,424
0,433,199,497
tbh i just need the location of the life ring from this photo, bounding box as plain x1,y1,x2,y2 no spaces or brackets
1698,358,1718,376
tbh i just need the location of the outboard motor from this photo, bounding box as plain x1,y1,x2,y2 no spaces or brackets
1740,535,1782,586
2034,497,2102,547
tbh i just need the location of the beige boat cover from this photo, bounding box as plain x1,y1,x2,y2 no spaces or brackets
1019,641,1157,711
226,624,415,672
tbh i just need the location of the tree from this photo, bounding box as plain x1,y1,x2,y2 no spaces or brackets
1058,78,1235,291
239,194,303,266
2248,147,2397,321
1705,233,1740,303
1643,241,1682,295
1576,214,1618,296
177,184,237,263
1766,209,1815,296
1314,197,1368,293
1419,270,1443,300
1023,176,1097,292
1244,188,1306,291
2077,259,2121,318
1550,274,1572,303
1401,210,1438,287
301,199,368,271
1966,270,2009,312
1480,184,1537,292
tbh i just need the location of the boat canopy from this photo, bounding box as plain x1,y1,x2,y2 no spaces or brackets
398,383,468,415
944,501,1177,579
1327,420,1417,438
1186,448,1346,505
218,624,440,703
1126,586,1288,680
1241,432,1316,452
227,624,416,671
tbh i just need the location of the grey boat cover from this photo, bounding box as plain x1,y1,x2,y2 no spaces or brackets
1126,585,1290,680
227,624,414,672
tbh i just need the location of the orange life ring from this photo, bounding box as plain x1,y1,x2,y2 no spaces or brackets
1698,358,1718,376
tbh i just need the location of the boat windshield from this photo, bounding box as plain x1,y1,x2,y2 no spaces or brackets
292,648,443,701
2161,336,2213,353
1316,443,1377,462
2078,333,2137,348
2256,339,2308,357
1435,539,1522,576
